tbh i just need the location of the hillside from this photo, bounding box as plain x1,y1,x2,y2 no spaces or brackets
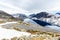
0,21,60,40
0,10,14,19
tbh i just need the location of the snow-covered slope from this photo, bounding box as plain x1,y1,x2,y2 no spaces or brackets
0,27,31,40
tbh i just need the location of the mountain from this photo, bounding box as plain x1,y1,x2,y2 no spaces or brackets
29,12,60,27
28,12,53,26
0,10,14,19
29,12,52,19
29,14,36,18
0,10,16,22
12,13,27,21
0,11,60,39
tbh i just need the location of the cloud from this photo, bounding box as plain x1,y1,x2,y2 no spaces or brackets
0,0,60,15
0,1,31,15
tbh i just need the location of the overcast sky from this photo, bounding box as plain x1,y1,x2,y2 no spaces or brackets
0,0,60,15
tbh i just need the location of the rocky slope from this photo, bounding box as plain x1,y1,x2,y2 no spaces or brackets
12,13,27,21
0,10,14,19
0,10,15,23
0,10,24,23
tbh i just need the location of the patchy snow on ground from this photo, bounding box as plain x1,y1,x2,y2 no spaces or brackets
0,22,17,26
0,27,31,39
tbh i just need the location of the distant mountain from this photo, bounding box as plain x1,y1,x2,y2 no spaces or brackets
29,12,60,27
12,13,27,21
35,12,49,18
29,14,36,18
0,10,14,19
29,12,52,19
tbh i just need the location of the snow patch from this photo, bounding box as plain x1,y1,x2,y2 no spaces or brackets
0,27,31,39
0,22,17,26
